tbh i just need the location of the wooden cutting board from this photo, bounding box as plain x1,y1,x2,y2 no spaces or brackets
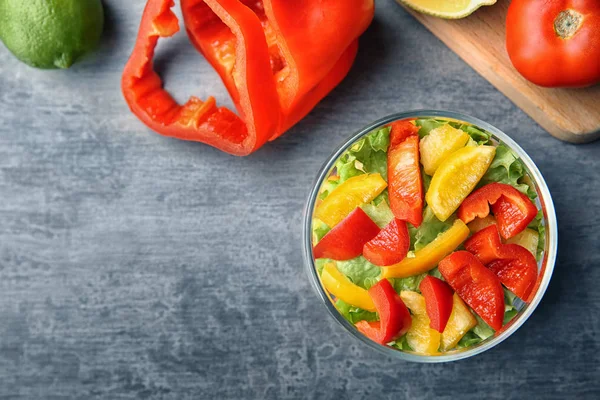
401,0,600,144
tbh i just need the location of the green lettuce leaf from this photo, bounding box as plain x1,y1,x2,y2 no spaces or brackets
390,335,413,351
428,267,443,280
448,122,492,145
408,207,454,252
504,308,518,325
389,260,444,295
457,331,483,348
318,177,340,200
335,126,390,182
528,210,545,261
373,190,389,206
368,126,391,152
421,166,432,193
536,224,546,261
312,219,330,244
315,258,380,289
503,289,518,325
361,199,394,228
472,315,495,340
480,144,536,199
392,274,427,293
336,256,381,289
504,288,517,306
336,299,378,324
315,258,331,276
336,159,364,183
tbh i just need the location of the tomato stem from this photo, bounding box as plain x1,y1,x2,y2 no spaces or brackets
554,10,583,39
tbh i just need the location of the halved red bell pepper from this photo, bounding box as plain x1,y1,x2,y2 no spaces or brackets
438,251,505,331
465,225,538,300
313,208,380,260
355,279,412,344
363,219,410,266
419,276,454,333
458,183,538,239
123,0,374,155
122,0,281,156
388,124,423,227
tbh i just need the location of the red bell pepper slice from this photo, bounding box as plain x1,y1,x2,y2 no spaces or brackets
313,208,380,260
458,183,538,239
465,225,538,300
464,225,504,265
438,251,505,331
122,0,281,156
388,124,423,227
389,120,420,146
355,279,412,344
488,251,537,302
491,196,537,239
362,219,410,266
419,276,454,333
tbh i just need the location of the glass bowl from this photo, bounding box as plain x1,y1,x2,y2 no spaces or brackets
302,110,557,362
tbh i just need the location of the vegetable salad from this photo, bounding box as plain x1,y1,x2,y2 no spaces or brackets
311,118,545,355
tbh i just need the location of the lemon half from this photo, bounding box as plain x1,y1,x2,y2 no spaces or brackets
397,0,497,19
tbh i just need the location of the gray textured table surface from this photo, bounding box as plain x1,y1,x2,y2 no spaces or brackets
1,1,599,399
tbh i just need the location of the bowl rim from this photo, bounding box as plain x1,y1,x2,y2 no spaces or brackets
302,109,558,363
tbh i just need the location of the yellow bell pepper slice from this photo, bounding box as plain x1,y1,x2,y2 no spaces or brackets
320,263,376,312
467,215,497,233
400,291,440,355
381,220,470,278
426,145,496,221
506,228,539,257
315,173,387,228
440,293,478,351
420,124,470,176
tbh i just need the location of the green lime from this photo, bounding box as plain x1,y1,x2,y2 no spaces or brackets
0,0,104,69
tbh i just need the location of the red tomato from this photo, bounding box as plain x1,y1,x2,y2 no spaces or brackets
355,279,412,344
388,133,423,228
419,276,454,332
506,0,600,87
438,251,505,331
363,219,410,266
458,183,537,239
313,208,380,260
465,224,538,301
